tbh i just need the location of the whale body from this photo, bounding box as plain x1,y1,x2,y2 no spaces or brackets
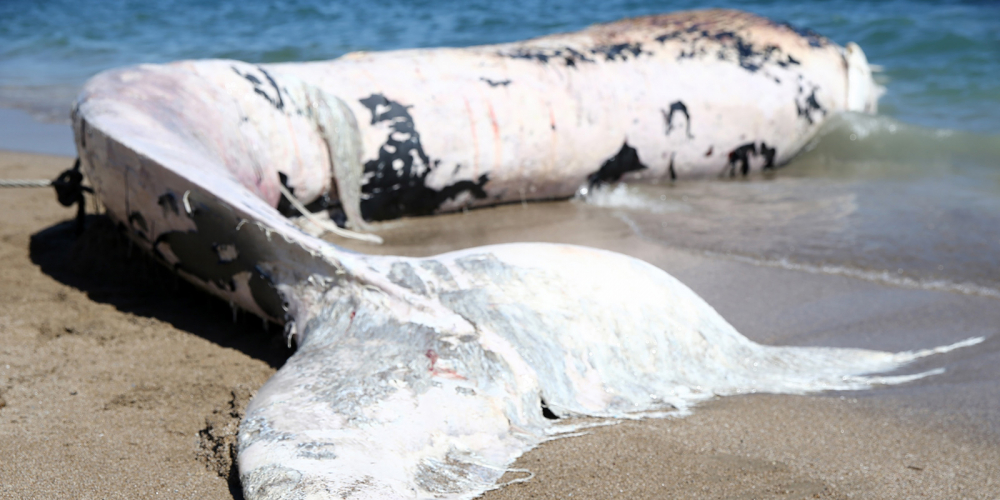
62,10,959,500
75,9,881,231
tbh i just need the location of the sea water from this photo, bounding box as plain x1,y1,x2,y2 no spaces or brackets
1,0,998,130
1,1,998,294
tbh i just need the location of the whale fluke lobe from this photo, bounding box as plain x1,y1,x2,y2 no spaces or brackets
240,244,972,499
64,9,939,499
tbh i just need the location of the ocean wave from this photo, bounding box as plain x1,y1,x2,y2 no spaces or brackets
574,184,692,214
714,251,1000,301
794,112,1000,176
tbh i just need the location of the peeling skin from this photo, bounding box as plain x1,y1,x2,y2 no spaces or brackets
68,9,912,500
388,262,428,296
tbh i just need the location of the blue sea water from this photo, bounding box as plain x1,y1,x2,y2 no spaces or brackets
1,0,998,291
0,0,998,132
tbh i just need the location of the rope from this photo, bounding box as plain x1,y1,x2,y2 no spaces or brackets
0,179,52,187
8,158,94,236
5,160,383,245
276,182,383,244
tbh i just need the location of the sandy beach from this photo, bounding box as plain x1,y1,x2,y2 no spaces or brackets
1,147,998,499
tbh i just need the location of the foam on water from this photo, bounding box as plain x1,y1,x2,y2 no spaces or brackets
717,253,1000,301
575,184,691,214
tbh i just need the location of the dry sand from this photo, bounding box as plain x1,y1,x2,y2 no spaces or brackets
1,150,998,499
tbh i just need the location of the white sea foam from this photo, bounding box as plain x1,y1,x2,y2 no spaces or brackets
577,183,691,214
715,252,1000,301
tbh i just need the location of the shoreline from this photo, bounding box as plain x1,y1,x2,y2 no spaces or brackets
0,149,997,499
0,107,76,157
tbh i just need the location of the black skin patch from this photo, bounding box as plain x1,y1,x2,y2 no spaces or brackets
275,173,336,218
310,195,336,213
668,153,677,181
760,142,777,170
232,65,285,112
724,141,778,177
725,142,758,177
663,101,693,138
276,172,296,217
480,77,511,87
776,54,801,68
157,193,179,215
587,142,647,188
498,43,648,67
655,25,808,76
655,31,683,44
302,193,335,214
358,94,489,221
151,191,286,320
128,211,149,241
330,207,347,228
592,42,647,62
721,141,780,176
540,397,559,420
502,47,593,66
774,21,828,48
796,85,826,124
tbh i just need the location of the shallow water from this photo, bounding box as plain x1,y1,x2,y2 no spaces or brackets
593,113,1000,296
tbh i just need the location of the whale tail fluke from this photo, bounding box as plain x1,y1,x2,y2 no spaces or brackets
237,243,976,499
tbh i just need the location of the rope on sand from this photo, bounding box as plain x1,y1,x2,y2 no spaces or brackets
4,158,93,235
0,179,52,187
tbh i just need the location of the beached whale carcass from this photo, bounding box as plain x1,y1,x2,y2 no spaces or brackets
275,8,881,225
288,9,881,225
79,9,881,231
62,9,959,500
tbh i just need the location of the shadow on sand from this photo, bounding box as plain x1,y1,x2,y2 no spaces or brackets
29,214,293,500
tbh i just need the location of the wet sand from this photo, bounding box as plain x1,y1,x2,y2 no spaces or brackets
1,149,998,499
